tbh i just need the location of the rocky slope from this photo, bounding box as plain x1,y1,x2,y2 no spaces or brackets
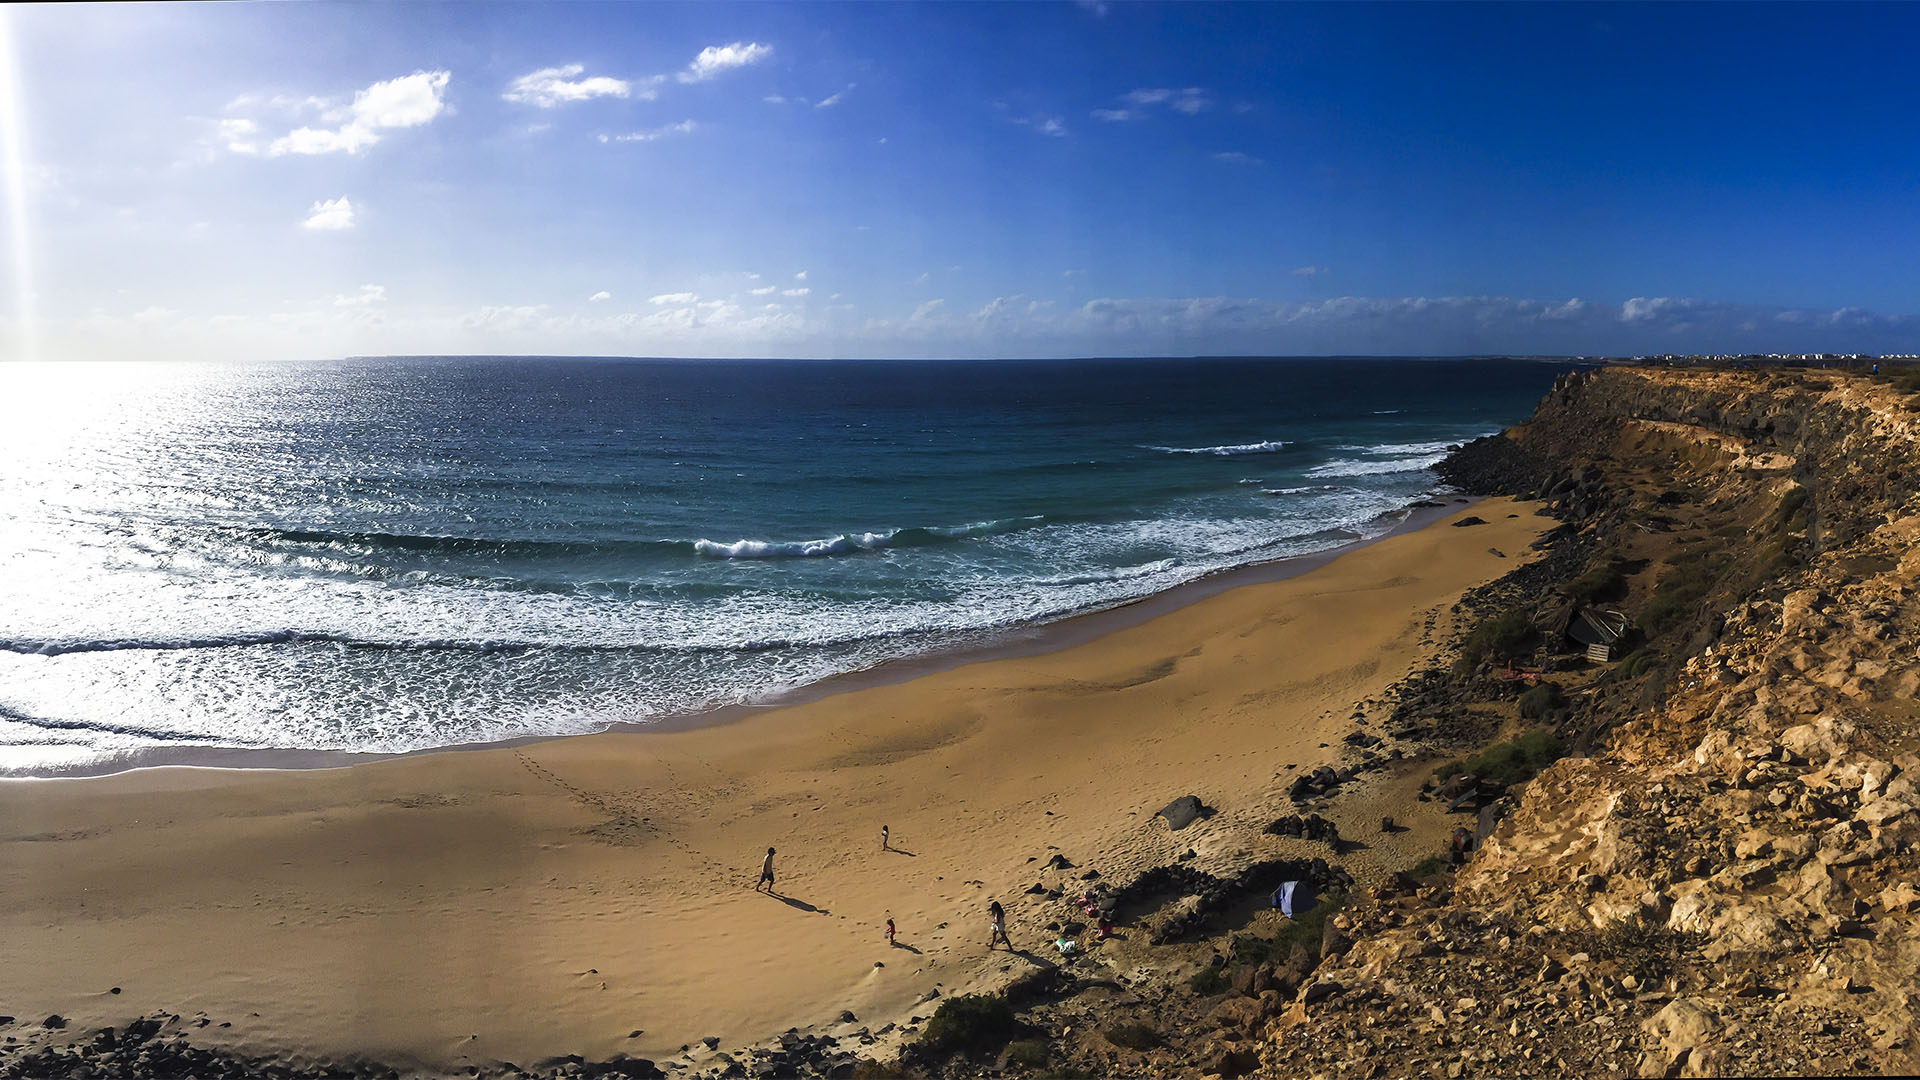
1264,365,1920,1079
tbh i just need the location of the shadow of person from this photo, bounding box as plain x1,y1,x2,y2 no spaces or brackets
887,848,919,858
891,940,924,955
771,894,830,915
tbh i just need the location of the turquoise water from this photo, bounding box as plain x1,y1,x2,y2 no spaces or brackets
0,356,1571,774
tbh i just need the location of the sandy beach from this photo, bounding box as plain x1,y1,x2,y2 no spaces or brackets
0,499,1544,1074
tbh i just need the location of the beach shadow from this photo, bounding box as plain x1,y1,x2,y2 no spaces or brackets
885,847,918,858
771,894,831,915
891,941,924,955
1335,838,1371,855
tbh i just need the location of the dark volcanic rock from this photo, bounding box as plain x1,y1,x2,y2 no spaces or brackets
1156,794,1210,830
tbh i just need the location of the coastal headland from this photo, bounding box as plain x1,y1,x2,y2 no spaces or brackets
0,499,1545,1077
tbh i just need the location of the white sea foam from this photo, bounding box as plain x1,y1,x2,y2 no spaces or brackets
1144,439,1291,456
694,532,896,559
1305,452,1449,478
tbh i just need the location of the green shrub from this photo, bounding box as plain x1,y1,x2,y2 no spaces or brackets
1560,561,1626,607
1593,914,1708,984
1431,730,1566,788
1773,486,1810,532
1642,552,1728,636
1005,1039,1050,1069
1102,1022,1162,1051
1618,650,1658,679
1186,965,1229,995
1517,680,1569,721
1406,853,1451,879
1453,608,1538,675
849,1060,899,1080
919,994,1019,1055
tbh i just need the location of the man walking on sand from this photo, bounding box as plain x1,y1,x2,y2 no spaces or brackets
987,899,1011,950
881,824,889,851
755,846,776,893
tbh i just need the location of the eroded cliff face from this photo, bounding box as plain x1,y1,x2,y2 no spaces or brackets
1268,367,1920,1079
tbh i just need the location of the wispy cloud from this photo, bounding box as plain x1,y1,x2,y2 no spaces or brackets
589,290,612,302
795,271,808,281
301,196,356,231
749,285,777,296
258,71,450,156
1213,151,1264,165
783,287,811,297
1291,265,1326,277
1007,112,1068,137
599,120,697,144
1098,87,1210,121
815,84,854,109
333,283,386,306
679,42,773,84
650,292,698,305
503,64,638,107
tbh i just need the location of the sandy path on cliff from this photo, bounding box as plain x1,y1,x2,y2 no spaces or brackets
0,500,1544,1074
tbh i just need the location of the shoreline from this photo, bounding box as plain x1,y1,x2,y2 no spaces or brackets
0,497,1548,1073
6,495,1482,780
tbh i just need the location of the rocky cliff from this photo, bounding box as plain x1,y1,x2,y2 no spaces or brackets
1272,365,1920,1078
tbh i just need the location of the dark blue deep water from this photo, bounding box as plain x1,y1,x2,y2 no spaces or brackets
0,356,1572,773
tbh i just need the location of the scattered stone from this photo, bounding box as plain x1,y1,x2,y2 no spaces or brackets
1157,795,1211,831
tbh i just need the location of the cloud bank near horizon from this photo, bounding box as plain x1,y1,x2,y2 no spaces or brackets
24,292,1919,364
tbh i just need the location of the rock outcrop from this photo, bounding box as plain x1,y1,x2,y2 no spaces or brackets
1260,365,1920,1078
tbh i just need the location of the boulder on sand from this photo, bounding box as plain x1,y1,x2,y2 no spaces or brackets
1157,794,1211,831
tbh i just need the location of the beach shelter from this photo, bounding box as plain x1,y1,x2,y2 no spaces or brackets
1568,607,1630,662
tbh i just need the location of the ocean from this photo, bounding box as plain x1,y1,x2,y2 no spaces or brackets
0,356,1573,775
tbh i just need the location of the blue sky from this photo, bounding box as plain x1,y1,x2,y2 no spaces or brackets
3,0,1918,360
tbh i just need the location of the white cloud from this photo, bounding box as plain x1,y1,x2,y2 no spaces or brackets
1063,268,1086,278
815,84,854,109
503,64,635,107
334,283,385,306
1016,114,1068,137
1213,151,1264,165
1620,296,1696,323
589,290,612,302
1103,87,1210,121
1125,87,1210,114
783,287,811,297
764,94,799,105
749,285,777,296
1291,265,1325,277
650,292,699,305
912,272,930,285
795,270,808,281
601,120,697,144
301,196,356,231
910,299,946,320
679,42,773,84
219,117,261,154
266,71,450,156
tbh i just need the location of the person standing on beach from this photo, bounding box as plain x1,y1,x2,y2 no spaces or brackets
987,899,1011,950
881,824,889,851
755,847,776,893
885,914,896,947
